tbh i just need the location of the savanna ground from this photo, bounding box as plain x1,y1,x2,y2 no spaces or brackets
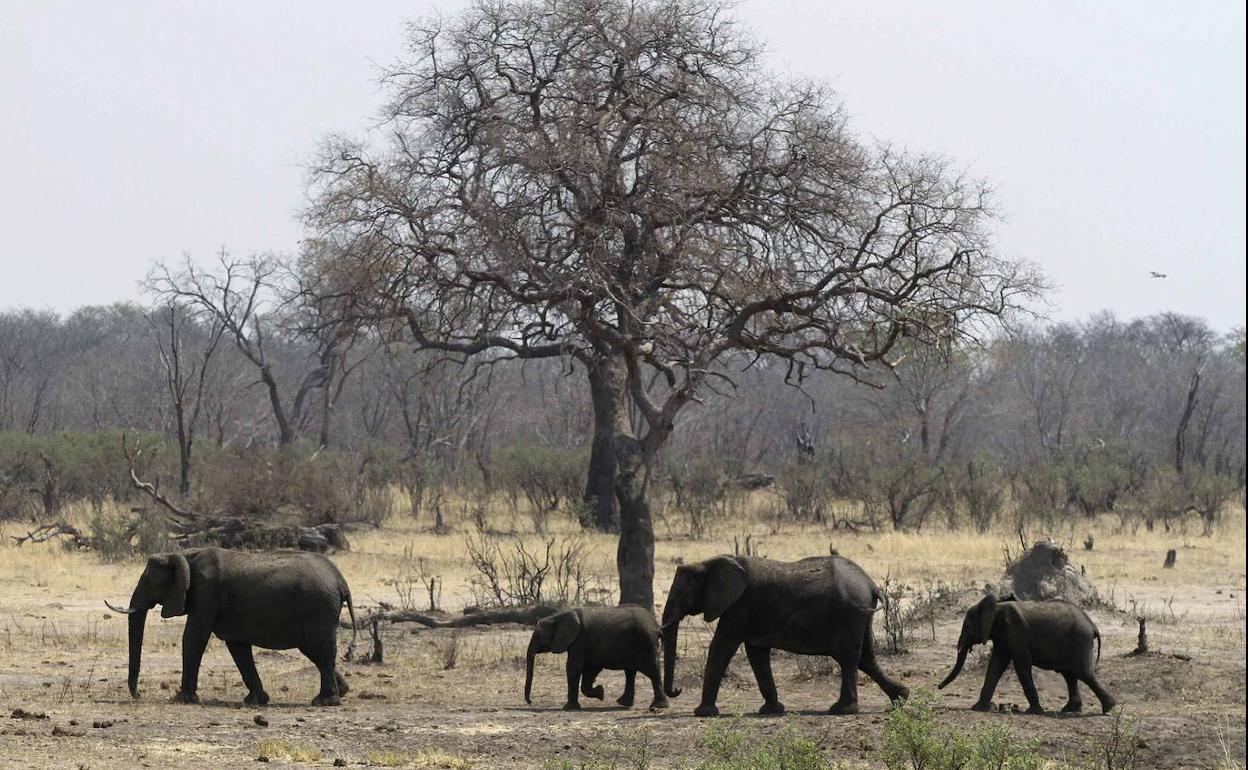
0,496,1243,770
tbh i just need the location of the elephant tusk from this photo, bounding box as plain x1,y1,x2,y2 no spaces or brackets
104,600,138,615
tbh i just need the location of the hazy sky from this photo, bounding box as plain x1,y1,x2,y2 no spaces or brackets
2,1,1244,330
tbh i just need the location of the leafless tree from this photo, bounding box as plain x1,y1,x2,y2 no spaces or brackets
146,303,227,495
306,0,1039,608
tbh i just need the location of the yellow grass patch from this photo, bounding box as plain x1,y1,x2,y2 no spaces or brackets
256,738,323,763
365,748,473,768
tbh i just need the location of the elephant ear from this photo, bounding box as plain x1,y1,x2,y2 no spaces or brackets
702,556,746,623
158,553,191,619
549,610,582,653
974,594,998,644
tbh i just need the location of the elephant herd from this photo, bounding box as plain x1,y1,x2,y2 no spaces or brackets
106,547,1116,717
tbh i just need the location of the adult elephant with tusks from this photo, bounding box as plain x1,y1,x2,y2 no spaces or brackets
661,554,909,716
105,547,357,706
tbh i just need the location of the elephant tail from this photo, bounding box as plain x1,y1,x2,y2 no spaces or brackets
1094,627,1102,666
342,584,358,662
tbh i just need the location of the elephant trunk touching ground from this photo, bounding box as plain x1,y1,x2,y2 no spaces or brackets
107,578,157,698
660,602,683,698
524,637,540,705
938,645,970,689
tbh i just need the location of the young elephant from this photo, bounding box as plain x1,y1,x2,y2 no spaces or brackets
524,605,668,711
106,547,357,706
938,595,1116,715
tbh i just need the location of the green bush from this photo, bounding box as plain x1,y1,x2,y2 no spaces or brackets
881,688,1044,770
494,443,586,532
697,719,833,770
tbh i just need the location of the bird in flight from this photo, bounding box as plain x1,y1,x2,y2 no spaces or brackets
1149,271,1167,278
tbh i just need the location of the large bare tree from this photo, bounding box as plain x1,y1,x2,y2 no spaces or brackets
306,0,1038,609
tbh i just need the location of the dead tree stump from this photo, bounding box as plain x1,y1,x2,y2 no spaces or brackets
1163,549,1177,568
1132,616,1149,655
368,618,384,664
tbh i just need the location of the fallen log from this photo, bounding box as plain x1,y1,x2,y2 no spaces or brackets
343,604,560,631
10,521,91,549
122,433,349,554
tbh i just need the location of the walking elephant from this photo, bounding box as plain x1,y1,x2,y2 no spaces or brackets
106,547,357,706
938,595,1116,714
524,605,668,711
661,554,908,716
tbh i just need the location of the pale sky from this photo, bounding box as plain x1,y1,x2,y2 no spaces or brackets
2,1,1244,330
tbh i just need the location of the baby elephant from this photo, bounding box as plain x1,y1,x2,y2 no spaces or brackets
938,595,1116,715
524,605,668,711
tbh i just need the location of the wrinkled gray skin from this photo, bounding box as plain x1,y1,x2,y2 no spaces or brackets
938,595,1116,715
662,555,908,717
525,605,668,711
106,547,357,706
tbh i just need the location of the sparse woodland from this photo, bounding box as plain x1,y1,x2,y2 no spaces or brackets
0,2,1244,767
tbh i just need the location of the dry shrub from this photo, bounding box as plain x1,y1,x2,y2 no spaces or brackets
465,533,605,607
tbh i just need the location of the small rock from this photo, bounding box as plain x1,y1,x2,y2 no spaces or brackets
52,725,85,737
11,708,49,720
334,760,347,767
253,715,269,727
92,720,115,729
256,756,270,763
69,720,79,726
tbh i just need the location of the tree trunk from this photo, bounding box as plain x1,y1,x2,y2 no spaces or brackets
584,353,626,532
1174,368,1200,474
260,365,294,446
614,432,655,613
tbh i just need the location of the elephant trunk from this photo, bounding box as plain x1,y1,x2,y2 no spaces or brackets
661,604,683,698
524,639,538,705
126,605,147,699
938,645,969,690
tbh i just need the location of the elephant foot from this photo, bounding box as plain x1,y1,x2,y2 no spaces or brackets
616,695,634,708
1061,701,1083,714
312,693,342,707
587,685,604,701
828,700,859,716
693,703,720,718
1100,697,1118,715
1025,704,1046,716
648,697,669,711
889,686,911,704
970,701,993,712
243,690,270,706
561,701,582,711
170,690,200,705
335,673,350,696
758,700,786,716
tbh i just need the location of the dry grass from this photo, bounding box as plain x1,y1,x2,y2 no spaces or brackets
257,738,323,763
366,748,473,768
0,492,1241,769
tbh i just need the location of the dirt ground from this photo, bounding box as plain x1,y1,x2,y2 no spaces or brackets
0,506,1243,769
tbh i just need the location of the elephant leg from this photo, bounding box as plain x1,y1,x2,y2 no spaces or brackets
1060,672,1083,713
301,632,342,706
972,648,1010,711
695,632,742,717
581,665,605,701
172,618,211,704
1080,671,1117,714
617,669,635,708
563,652,584,710
639,655,667,710
828,652,861,715
1010,648,1044,714
859,627,909,704
745,644,784,715
226,641,269,706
